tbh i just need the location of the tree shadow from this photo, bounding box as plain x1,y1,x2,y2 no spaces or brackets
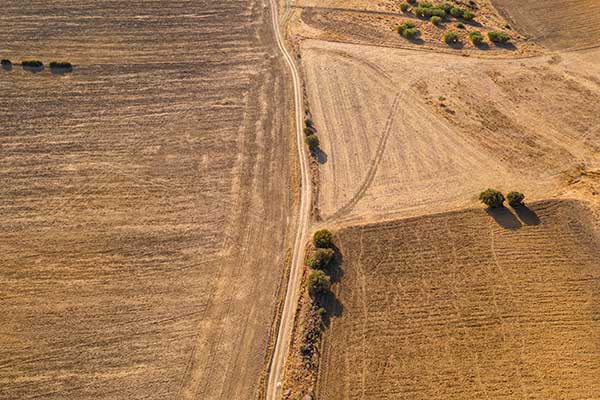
447,41,465,50
318,291,343,327
315,148,327,164
408,37,425,45
493,41,517,51
513,205,541,226
23,64,44,73
1,63,12,71
475,42,490,50
465,20,482,27
50,65,73,75
486,206,522,230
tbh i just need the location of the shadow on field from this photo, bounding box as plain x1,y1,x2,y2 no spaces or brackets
50,66,74,75
486,206,522,230
2,63,12,71
494,41,517,51
513,205,541,225
23,64,44,73
315,148,328,164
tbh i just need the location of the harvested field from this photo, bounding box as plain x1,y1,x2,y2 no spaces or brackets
0,1,293,399
493,0,600,50
318,200,600,399
301,39,600,225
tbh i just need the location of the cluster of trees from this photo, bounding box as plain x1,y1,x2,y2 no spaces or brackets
401,1,476,22
304,118,320,153
397,22,419,39
479,189,525,208
306,229,335,296
8,59,75,72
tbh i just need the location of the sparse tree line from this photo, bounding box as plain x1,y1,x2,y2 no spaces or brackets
1,58,73,72
299,229,337,361
479,189,525,208
396,0,512,47
304,118,321,155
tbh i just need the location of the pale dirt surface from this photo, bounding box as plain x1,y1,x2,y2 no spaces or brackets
492,0,600,50
318,199,600,400
0,1,295,399
300,39,600,227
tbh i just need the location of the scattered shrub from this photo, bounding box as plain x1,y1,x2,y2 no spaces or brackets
308,270,331,295
468,0,477,8
305,134,319,151
400,2,410,12
1,59,11,66
313,229,333,248
419,1,433,7
488,31,511,43
305,118,313,128
444,31,459,44
462,10,475,20
22,60,43,68
430,15,442,25
303,126,314,135
469,31,484,44
308,248,335,269
456,22,465,29
415,6,445,18
479,189,505,208
407,0,417,4
317,307,327,318
507,191,525,207
49,61,72,69
438,2,453,13
450,7,464,18
397,22,419,39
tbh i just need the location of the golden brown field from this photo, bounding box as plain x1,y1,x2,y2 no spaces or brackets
318,200,600,399
0,1,294,399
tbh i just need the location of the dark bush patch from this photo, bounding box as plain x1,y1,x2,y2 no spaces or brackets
431,16,442,25
305,134,319,151
400,2,410,12
479,188,505,208
444,31,460,44
313,229,333,248
469,31,484,44
397,22,420,39
462,10,475,20
308,248,335,269
450,7,464,18
308,270,331,296
507,191,525,207
22,60,43,68
1,59,11,66
488,31,511,43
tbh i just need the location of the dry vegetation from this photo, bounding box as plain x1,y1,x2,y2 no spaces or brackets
318,200,600,399
301,39,600,225
0,1,294,399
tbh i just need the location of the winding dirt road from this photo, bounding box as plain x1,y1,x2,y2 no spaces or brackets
266,0,312,399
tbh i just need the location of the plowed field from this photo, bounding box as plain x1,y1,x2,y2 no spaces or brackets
318,200,600,399
0,1,293,399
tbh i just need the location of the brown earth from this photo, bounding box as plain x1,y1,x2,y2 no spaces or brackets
300,39,600,226
492,0,600,50
0,1,295,399
318,199,600,399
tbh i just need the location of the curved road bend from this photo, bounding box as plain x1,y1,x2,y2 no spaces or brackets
266,0,312,399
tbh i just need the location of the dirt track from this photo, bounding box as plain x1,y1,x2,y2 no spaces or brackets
0,1,294,399
318,200,600,399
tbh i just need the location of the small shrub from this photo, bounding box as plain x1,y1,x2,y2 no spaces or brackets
462,10,475,20
305,118,313,128
415,6,445,18
308,270,331,295
507,191,525,207
479,189,505,208
397,22,419,39
317,307,327,317
309,248,335,269
400,2,410,12
305,134,319,151
438,2,453,12
488,31,511,43
22,60,43,68
49,61,72,69
468,0,477,7
456,22,465,29
469,31,484,44
313,229,333,248
444,31,459,44
1,59,11,66
303,126,314,135
450,7,464,18
419,1,433,7
430,15,442,25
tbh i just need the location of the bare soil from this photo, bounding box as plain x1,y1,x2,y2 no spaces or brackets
0,1,294,399
318,200,600,399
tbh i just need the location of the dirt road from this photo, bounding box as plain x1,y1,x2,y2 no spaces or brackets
265,0,312,399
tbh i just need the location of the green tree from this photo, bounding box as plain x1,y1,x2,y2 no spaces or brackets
313,229,333,248
507,191,525,207
431,16,442,25
469,31,484,45
308,248,334,269
305,134,319,151
444,31,459,44
308,270,331,295
479,189,505,208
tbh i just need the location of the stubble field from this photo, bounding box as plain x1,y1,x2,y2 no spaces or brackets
0,1,293,399
318,200,600,399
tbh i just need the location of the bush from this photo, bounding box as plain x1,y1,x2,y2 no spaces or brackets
305,118,313,128
1,59,11,66
303,126,314,135
450,7,464,18
305,134,319,151
49,61,72,69
438,2,453,13
308,270,331,295
488,31,511,43
407,0,417,4
308,248,334,269
507,191,525,207
313,229,333,248
456,22,465,29
397,22,419,39
415,6,445,18
462,10,475,20
400,2,410,12
430,15,442,25
419,1,433,7
479,189,505,208
22,60,43,68
444,31,459,44
469,31,484,44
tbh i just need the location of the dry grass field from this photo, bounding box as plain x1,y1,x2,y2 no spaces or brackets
318,200,600,399
301,39,600,225
0,1,294,399
493,0,600,50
